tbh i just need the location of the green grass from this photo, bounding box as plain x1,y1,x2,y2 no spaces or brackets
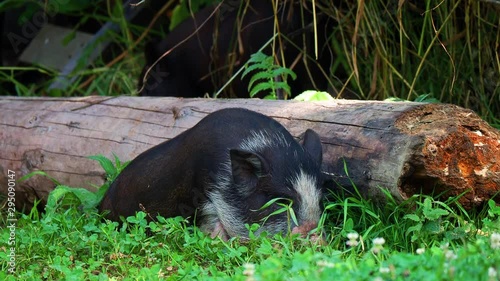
1,153,500,279
326,0,499,126
1,185,500,280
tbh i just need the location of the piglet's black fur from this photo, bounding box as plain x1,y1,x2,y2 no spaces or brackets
99,108,323,239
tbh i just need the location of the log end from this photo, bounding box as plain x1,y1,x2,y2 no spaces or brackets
396,104,500,209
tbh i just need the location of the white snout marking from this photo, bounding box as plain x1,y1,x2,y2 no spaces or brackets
292,169,321,223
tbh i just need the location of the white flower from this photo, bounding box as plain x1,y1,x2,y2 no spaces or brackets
445,250,457,260
371,237,386,254
440,242,457,260
346,232,360,247
346,239,359,247
416,248,425,255
317,260,335,268
243,263,255,277
379,267,390,274
491,233,500,249
373,237,386,246
347,232,359,240
488,267,497,278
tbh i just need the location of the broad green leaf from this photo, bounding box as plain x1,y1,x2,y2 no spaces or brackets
404,214,422,222
423,220,443,234
88,154,116,178
46,185,100,212
343,218,354,232
424,207,449,220
294,90,334,101
406,223,422,236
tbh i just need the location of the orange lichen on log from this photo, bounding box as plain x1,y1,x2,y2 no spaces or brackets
396,103,500,208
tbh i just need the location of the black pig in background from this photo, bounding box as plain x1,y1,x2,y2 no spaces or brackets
99,108,324,239
138,0,333,98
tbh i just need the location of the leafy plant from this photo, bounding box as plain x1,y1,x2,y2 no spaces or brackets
402,197,471,243
87,153,129,183
45,185,101,212
241,51,297,99
481,199,500,233
42,154,128,214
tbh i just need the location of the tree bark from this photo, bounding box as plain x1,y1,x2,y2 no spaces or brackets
1,96,499,211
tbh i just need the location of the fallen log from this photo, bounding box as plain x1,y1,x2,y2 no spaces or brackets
0,96,498,211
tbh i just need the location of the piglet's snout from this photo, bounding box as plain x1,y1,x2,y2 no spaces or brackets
291,221,317,235
291,221,325,244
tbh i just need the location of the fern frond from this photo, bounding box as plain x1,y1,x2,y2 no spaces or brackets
249,82,274,97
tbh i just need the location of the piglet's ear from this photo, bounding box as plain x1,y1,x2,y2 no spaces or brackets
302,129,323,165
229,149,269,189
